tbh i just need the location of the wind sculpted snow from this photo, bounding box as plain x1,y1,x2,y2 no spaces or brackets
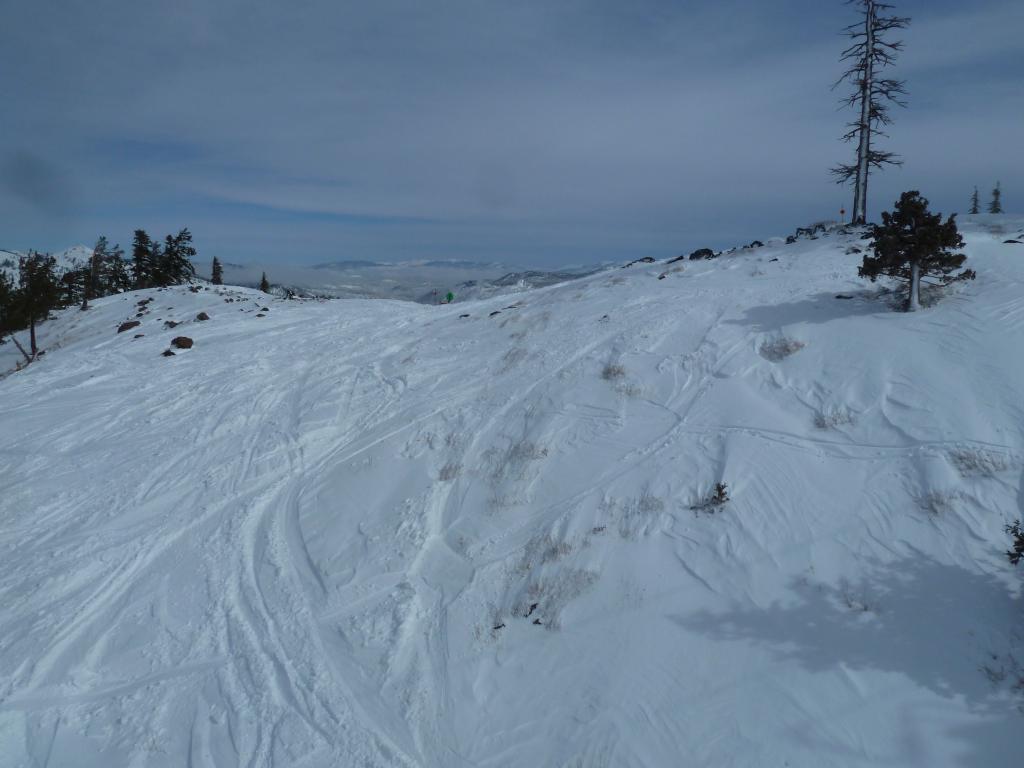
1,219,1023,766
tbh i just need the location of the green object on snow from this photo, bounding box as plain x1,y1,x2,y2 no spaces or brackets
446,292,454,303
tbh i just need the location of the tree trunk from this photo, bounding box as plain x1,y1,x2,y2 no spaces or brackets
29,316,38,356
853,1,874,225
908,261,920,312
82,253,97,310
11,333,32,364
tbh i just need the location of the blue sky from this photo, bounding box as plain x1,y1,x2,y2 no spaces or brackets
1,0,1020,266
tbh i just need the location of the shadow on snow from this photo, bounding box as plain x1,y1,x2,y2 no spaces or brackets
673,554,1022,766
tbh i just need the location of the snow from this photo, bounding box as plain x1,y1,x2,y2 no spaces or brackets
0,246,92,282
1,219,1023,767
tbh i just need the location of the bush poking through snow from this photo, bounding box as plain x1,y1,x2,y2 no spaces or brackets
692,482,729,512
949,448,1010,477
814,406,854,429
601,363,626,380
759,338,805,362
1006,521,1024,566
920,490,958,516
438,462,461,481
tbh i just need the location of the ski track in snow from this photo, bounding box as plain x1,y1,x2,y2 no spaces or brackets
1,219,1023,767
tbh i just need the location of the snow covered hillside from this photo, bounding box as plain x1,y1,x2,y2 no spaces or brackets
2,218,1023,767
0,246,92,282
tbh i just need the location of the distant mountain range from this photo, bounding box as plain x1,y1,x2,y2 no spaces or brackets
2,247,606,304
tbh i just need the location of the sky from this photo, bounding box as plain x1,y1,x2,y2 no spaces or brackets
1,0,1021,267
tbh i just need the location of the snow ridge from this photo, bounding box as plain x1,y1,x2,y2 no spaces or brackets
1,219,1023,767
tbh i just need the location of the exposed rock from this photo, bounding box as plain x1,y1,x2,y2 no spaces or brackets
164,320,180,329
666,254,686,264
747,240,764,249
623,256,656,268
133,333,145,338
171,336,194,349
117,320,141,334
689,248,717,261
196,312,210,321
162,349,175,357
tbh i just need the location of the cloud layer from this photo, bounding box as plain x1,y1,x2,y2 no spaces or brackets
1,0,1020,265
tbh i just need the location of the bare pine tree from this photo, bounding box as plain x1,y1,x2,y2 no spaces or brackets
831,1,910,225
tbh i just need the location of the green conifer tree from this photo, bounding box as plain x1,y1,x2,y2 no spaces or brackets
131,230,154,289
989,182,1003,214
859,190,975,312
17,251,61,356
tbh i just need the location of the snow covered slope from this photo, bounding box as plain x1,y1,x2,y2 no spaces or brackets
1,219,1023,767
0,245,92,282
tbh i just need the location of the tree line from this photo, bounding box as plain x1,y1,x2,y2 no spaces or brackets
968,183,1003,215
0,228,198,359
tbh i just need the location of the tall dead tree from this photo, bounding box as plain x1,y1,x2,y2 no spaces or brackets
831,1,910,225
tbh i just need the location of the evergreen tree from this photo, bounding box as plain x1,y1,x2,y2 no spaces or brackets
259,272,270,293
58,266,86,308
17,252,60,356
156,228,197,286
82,236,110,310
969,186,980,215
859,191,975,312
989,181,1003,214
831,1,910,225
0,269,16,335
148,239,165,287
131,230,154,289
103,244,132,294
211,256,224,285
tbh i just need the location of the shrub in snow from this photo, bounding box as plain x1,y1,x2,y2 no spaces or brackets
438,462,461,481
117,320,141,334
919,490,959,517
859,191,975,312
949,448,1010,478
759,338,805,362
1006,521,1024,566
814,406,854,430
601,363,626,380
171,336,194,349
692,483,729,513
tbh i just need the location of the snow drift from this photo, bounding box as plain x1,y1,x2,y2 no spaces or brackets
1,218,1023,767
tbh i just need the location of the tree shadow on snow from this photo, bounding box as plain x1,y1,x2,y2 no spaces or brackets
674,554,1023,766
726,290,887,331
